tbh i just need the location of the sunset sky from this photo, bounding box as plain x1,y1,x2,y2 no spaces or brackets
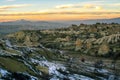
0,0,120,22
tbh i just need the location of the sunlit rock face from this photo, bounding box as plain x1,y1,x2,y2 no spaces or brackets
7,30,42,47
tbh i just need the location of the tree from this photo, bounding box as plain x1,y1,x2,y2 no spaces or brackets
98,43,110,55
66,36,71,42
15,31,25,43
75,38,82,51
86,42,92,49
24,36,32,46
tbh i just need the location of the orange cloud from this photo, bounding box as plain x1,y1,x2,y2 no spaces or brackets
83,4,94,8
0,12,120,21
0,4,32,12
83,4,102,10
56,3,103,10
0,12,120,22
0,11,119,16
56,4,75,9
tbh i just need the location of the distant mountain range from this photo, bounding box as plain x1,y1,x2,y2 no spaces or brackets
0,19,69,34
57,17,120,25
0,17,120,34
0,19,69,29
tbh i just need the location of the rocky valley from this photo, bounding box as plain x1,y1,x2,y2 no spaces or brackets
0,23,120,80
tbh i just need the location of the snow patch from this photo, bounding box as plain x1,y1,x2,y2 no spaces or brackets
31,59,95,80
5,40,12,48
31,59,66,76
0,68,9,76
68,74,94,80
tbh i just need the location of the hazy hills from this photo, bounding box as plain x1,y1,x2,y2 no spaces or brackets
0,19,69,28
0,19,69,34
0,17,120,34
58,17,120,25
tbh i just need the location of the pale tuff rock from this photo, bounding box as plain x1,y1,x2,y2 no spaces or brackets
98,43,110,55
94,34,120,44
75,38,82,51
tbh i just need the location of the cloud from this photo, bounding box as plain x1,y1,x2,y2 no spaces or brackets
83,4,103,10
83,4,94,8
55,2,120,10
95,6,102,10
0,11,119,16
56,4,76,9
55,3,103,10
6,0,15,1
0,4,32,11
109,3,120,6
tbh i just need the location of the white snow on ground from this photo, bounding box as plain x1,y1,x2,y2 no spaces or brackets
31,59,66,77
39,44,46,49
50,76,60,80
88,67,108,73
0,68,9,76
50,74,95,80
5,40,12,48
31,59,95,80
68,74,94,80
31,59,66,79
97,69,108,73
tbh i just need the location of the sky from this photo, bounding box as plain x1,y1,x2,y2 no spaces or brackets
0,0,120,22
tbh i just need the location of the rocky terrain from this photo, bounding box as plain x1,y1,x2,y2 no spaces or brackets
0,23,120,80
11,23,119,57
0,38,120,80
